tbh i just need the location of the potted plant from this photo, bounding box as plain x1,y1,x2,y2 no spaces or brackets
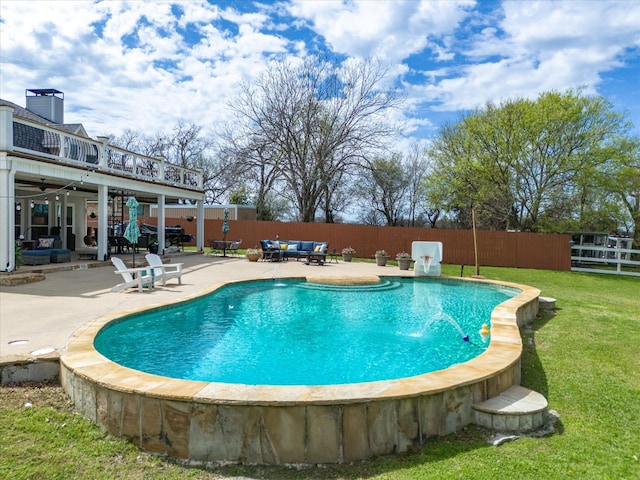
342,247,356,262
15,241,22,269
375,250,388,266
396,252,412,270
245,248,262,262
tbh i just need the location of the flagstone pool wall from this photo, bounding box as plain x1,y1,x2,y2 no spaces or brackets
60,277,540,465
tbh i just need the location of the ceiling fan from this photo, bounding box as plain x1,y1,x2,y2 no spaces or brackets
38,178,47,192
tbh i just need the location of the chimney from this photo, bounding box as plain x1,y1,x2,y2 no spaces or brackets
25,89,64,124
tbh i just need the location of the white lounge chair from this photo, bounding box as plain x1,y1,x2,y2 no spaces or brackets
111,256,154,292
411,241,443,276
145,253,183,286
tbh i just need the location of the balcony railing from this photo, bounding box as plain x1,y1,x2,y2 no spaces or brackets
10,117,203,190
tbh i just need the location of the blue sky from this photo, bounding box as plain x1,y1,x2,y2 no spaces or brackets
1,0,639,149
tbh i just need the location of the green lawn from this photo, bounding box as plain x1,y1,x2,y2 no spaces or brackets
1,266,639,480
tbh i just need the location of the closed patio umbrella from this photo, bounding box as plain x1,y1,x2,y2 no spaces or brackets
222,207,229,256
123,196,141,267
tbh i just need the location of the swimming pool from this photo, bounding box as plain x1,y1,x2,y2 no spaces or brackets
94,278,516,385
61,273,540,465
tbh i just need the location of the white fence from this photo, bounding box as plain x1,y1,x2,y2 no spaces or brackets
571,245,640,277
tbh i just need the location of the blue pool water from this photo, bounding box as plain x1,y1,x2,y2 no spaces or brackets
94,278,518,386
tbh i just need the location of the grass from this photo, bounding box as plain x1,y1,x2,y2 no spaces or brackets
1,265,639,479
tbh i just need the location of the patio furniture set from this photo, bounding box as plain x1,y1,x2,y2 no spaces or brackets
21,235,71,265
259,239,330,265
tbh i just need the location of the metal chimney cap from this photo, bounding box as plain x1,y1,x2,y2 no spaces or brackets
26,89,64,98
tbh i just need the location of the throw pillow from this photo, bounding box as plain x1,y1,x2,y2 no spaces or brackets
314,245,322,252
280,243,288,250
38,237,54,249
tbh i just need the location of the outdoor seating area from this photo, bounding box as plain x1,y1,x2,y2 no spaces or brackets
110,253,185,293
259,240,329,263
21,235,71,266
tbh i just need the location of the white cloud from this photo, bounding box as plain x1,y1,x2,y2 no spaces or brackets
0,0,638,140
413,0,640,113
288,0,474,62
0,0,297,136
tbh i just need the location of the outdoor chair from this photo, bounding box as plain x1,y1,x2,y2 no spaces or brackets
227,239,242,256
145,253,183,286
259,240,282,262
111,256,154,293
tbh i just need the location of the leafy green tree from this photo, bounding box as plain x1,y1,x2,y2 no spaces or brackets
427,89,633,232
598,136,640,248
228,186,250,205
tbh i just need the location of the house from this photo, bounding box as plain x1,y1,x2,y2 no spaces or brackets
0,89,205,272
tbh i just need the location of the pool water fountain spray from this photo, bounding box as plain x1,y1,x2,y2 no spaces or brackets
271,263,287,287
436,312,469,341
412,311,469,341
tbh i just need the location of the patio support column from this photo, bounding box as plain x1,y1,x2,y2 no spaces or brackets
157,194,166,255
97,185,109,261
196,200,204,252
54,193,65,248
60,192,68,249
0,154,16,272
0,106,16,271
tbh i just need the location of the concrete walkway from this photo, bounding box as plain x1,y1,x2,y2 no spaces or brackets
0,253,390,363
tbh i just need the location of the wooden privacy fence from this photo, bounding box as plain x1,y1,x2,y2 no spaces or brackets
171,219,572,271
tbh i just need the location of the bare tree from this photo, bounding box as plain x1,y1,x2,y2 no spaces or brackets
404,141,432,227
217,123,284,219
359,153,410,226
112,122,235,204
226,56,403,222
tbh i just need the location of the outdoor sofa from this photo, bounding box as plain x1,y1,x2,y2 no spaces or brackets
259,240,329,262
21,235,71,265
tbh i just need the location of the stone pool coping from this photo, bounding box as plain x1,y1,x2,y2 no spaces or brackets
61,275,540,406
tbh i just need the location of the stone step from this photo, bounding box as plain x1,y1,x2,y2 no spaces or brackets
0,272,45,286
473,385,548,432
539,296,556,310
